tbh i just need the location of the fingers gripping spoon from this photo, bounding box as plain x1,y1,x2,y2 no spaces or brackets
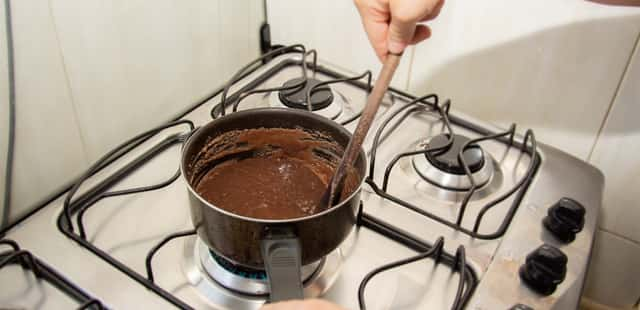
323,53,402,208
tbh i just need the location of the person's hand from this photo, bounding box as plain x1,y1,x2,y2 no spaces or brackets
354,0,444,62
261,299,344,310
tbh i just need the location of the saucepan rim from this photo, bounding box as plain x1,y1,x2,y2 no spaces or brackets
180,107,367,224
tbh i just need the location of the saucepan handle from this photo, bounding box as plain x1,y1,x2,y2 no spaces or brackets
260,227,304,302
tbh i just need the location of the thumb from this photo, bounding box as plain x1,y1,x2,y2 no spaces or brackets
387,14,417,54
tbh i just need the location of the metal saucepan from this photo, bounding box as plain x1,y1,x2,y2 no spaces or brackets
180,108,366,301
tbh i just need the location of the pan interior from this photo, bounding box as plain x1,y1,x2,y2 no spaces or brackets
186,126,362,220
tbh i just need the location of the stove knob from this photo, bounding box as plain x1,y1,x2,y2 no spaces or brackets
543,198,586,243
519,244,568,295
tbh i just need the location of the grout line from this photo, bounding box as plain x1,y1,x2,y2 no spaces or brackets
2,0,16,229
404,46,416,91
47,0,91,164
598,226,640,247
586,30,640,162
580,297,622,310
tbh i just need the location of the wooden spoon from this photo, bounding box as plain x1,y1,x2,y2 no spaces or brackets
323,53,403,208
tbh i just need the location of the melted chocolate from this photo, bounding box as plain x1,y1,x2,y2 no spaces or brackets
190,128,360,220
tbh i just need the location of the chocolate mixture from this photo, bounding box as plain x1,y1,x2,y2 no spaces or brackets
190,128,361,220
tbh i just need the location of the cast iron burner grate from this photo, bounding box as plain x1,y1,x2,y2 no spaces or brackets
0,239,105,310
53,45,478,310
57,120,197,309
210,44,372,126
366,94,539,238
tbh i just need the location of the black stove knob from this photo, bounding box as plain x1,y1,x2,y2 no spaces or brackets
519,244,568,296
543,198,586,243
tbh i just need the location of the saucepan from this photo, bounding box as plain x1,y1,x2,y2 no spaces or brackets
180,108,366,301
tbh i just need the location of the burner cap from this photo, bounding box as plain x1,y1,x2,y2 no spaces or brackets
278,78,334,111
425,134,485,175
209,250,267,280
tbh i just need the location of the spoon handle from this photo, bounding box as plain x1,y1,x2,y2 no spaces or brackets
327,53,402,206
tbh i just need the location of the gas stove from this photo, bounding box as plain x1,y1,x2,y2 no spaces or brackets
0,45,603,309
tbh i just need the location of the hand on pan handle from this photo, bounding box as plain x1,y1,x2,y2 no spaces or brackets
354,0,444,62
261,299,345,310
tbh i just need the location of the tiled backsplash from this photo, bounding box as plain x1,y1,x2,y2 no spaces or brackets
589,40,640,244
49,0,264,162
585,230,640,308
585,38,640,308
267,0,414,89
269,0,640,161
0,0,89,224
409,1,640,160
0,0,263,226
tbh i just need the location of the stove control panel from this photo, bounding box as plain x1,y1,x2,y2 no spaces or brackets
519,244,568,295
543,198,586,243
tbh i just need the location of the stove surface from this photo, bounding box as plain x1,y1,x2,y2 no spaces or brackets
1,49,603,309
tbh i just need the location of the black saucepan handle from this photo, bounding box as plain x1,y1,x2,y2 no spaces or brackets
261,227,304,302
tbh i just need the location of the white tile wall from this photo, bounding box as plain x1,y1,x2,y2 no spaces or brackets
266,0,413,89
219,0,263,79
583,33,640,308
409,0,640,160
0,0,89,224
49,0,262,162
584,230,640,308
1,0,263,227
268,0,640,160
589,37,640,242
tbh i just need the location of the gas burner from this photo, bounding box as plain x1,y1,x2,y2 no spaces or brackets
191,238,339,297
412,134,494,191
279,77,333,110
208,250,268,281
270,78,344,120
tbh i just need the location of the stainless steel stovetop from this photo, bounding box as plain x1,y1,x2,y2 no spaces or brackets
0,47,603,310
